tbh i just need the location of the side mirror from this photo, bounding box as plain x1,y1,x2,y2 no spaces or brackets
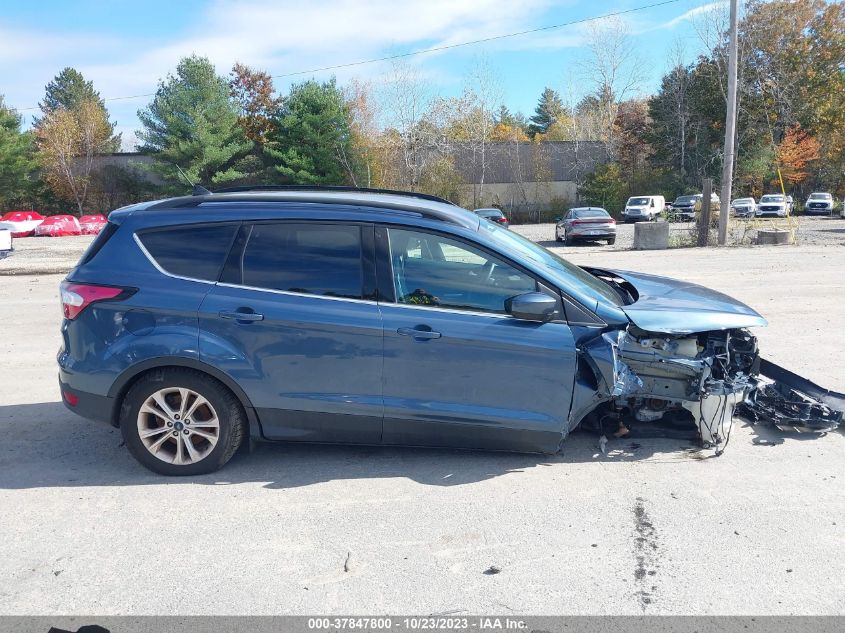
505,292,558,322
554,216,561,223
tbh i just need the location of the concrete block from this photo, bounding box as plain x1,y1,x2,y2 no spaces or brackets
756,229,793,245
633,221,669,250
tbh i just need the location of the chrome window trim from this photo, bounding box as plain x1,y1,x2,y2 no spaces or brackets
216,282,377,305
132,233,215,285
378,300,512,320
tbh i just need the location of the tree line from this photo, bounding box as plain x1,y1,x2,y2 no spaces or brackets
0,0,842,217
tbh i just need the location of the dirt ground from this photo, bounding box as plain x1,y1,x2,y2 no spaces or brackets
0,229,843,615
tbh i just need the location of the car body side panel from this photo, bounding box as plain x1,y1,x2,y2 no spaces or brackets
380,304,577,452
198,285,384,444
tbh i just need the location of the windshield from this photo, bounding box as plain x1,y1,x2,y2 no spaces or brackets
732,198,753,205
675,195,697,204
809,193,831,200
627,197,649,206
480,222,623,306
760,195,784,202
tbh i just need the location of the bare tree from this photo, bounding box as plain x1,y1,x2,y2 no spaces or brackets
378,62,433,189
581,16,646,158
462,56,503,206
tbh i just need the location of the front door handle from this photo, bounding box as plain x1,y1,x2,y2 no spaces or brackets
397,326,441,340
218,309,264,322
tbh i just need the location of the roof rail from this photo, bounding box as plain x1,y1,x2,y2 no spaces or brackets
211,185,456,206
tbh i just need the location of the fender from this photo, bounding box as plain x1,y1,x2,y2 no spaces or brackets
107,357,265,440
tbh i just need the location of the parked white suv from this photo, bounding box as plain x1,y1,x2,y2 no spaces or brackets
757,194,791,217
804,192,835,215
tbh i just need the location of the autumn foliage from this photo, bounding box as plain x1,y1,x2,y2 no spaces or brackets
777,124,821,187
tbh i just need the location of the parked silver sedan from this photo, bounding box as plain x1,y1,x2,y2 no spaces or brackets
555,207,617,246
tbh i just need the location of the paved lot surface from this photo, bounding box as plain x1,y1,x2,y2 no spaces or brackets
1,236,844,615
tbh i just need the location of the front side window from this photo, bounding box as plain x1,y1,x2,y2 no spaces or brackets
138,223,238,281
239,223,364,299
387,228,536,313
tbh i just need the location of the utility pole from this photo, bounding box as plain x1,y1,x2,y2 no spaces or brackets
718,0,739,245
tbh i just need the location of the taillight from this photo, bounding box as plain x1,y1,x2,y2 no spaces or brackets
60,281,129,320
496,217,508,224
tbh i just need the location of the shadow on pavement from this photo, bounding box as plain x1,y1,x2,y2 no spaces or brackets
0,401,828,490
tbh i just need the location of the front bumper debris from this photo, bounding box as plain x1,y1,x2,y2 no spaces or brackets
737,359,845,433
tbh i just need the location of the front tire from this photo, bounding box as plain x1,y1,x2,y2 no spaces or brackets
120,368,245,476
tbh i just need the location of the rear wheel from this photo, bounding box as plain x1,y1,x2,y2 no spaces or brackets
564,236,574,246
607,237,616,245
120,368,245,475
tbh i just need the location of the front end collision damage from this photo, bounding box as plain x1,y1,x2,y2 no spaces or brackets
564,267,844,453
572,327,758,452
570,326,844,453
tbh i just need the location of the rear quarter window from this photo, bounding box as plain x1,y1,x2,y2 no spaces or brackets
137,223,238,281
78,222,119,266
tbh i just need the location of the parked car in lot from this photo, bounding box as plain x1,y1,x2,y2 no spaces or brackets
473,208,509,227
0,228,11,255
670,193,721,222
622,195,665,222
756,194,791,217
59,186,788,475
35,214,82,237
730,197,756,218
804,192,835,215
0,210,44,237
556,207,616,245
79,214,108,235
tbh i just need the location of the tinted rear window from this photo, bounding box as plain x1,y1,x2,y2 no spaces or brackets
238,223,364,299
78,222,119,266
574,209,610,218
138,224,238,281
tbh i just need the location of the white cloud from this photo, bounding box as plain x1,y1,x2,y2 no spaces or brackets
657,1,728,30
3,0,583,121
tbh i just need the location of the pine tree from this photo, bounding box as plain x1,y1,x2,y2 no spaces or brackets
137,55,253,190
0,96,37,207
38,68,120,151
528,87,564,136
265,78,355,185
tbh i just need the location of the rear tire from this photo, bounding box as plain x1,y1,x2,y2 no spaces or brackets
607,237,616,245
120,368,245,476
564,236,574,246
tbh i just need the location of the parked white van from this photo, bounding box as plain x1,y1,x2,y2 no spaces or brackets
622,195,665,222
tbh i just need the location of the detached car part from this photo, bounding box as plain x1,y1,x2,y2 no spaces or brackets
738,359,845,433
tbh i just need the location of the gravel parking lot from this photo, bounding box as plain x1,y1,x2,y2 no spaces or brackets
1,225,844,615
511,215,845,252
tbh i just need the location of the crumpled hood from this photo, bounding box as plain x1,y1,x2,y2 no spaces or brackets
603,269,768,334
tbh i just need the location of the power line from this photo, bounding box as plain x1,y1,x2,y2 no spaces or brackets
14,0,683,112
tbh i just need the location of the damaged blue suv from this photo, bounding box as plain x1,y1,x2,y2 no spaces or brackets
60,187,777,475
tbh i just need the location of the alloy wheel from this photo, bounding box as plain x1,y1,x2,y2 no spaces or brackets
136,387,220,465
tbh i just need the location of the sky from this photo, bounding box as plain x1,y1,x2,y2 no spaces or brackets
0,0,725,150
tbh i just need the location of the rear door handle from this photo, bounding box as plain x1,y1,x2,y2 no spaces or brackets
397,326,441,340
218,309,264,322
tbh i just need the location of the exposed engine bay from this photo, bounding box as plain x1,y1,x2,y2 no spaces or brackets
574,326,843,454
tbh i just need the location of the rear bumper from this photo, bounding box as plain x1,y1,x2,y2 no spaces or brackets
58,371,116,426
568,230,616,239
